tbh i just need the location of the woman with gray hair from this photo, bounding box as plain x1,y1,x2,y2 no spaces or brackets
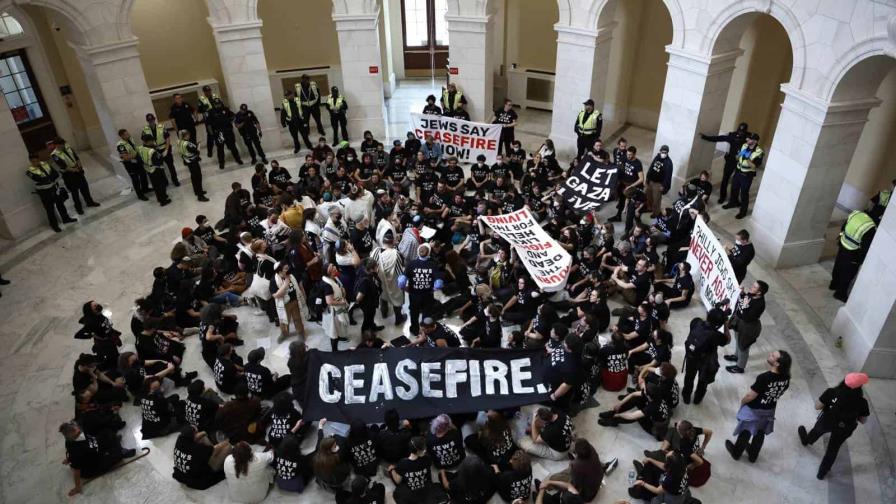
426,414,466,469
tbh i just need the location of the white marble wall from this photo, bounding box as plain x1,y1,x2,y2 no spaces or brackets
0,94,43,239
332,8,388,139
445,13,494,122
548,26,598,156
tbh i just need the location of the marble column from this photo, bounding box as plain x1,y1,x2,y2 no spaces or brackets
0,93,42,239
209,20,282,152
332,10,387,140
549,25,598,157
832,203,896,379
653,48,741,187
749,88,879,268
445,13,494,122
590,22,617,132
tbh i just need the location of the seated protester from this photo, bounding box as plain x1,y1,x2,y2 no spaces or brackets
244,347,291,399
194,214,229,256
439,455,496,504
173,425,230,490
688,170,713,203
440,156,466,193
519,407,573,461
267,159,292,191
253,180,275,208
298,154,320,179
410,150,429,181
377,409,414,464
637,362,681,413
472,303,504,349
628,329,674,374
486,248,515,302
541,439,606,503
117,351,185,398
77,300,122,372
647,291,671,330
578,342,602,402
526,186,549,221
610,258,652,306
599,240,636,277
213,343,245,395
654,262,695,309
643,419,713,472
525,303,558,348
502,276,542,328
347,420,381,477
224,441,275,503
628,451,690,503
275,434,314,493
199,303,241,368
336,476,386,504
389,436,436,504
216,382,266,444
427,414,466,469
598,381,672,440
267,391,304,448
140,377,185,439
174,279,203,329
466,154,492,193
184,379,221,435
464,410,517,469
313,420,352,492
136,318,186,365
72,353,128,407
414,317,462,348
403,132,422,161
385,155,411,194
313,137,335,162
59,421,137,497
546,332,585,412
495,450,533,503
620,303,656,371
506,330,526,350
507,140,527,179
355,153,379,184
599,329,632,391
488,176,513,204
195,262,242,307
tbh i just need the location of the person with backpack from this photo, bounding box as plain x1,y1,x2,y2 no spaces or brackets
798,373,870,479
681,308,730,405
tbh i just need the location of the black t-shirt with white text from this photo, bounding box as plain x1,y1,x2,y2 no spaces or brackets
746,371,790,410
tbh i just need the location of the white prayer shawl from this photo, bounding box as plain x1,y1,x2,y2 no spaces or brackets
273,271,303,322
375,218,396,248
338,190,375,226
398,227,420,264
246,254,275,300
321,276,349,340
371,246,405,306
235,243,254,272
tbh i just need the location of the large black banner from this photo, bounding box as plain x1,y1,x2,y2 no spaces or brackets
558,157,618,212
303,348,552,423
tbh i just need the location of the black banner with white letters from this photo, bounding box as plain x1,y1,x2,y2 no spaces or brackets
303,348,552,423
558,157,619,212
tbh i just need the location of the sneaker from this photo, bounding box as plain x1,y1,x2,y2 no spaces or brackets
682,395,691,404
816,469,826,480
626,387,637,393
735,212,747,219
604,457,619,475
608,215,622,222
198,195,210,202
723,354,738,362
798,425,809,446
726,365,745,373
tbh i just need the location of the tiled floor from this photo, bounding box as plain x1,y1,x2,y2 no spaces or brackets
0,80,892,504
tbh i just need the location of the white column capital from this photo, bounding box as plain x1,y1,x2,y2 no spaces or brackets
666,47,743,77
554,24,598,48
445,14,491,33
208,19,264,42
332,12,380,31
595,21,617,44
780,85,881,127
82,37,141,65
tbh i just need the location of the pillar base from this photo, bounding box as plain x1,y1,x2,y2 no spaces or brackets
747,218,825,268
832,308,896,379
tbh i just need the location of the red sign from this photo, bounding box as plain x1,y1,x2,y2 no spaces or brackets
368,66,379,74
449,67,459,75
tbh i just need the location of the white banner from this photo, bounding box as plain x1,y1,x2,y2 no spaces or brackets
480,209,572,292
686,215,741,310
409,113,503,164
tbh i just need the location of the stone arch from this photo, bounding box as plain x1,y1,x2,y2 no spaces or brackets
825,40,896,103
555,0,603,32
205,0,260,26
660,0,685,48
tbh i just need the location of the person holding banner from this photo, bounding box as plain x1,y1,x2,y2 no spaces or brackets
681,308,730,405
609,146,645,223
644,145,673,217
423,95,442,116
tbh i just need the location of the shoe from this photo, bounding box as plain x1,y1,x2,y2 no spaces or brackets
816,469,826,480
617,394,628,400
724,354,737,362
608,215,622,222
232,338,245,346
293,147,300,154
219,165,225,170
604,457,619,475
62,218,77,224
725,440,741,460
726,365,745,373
75,209,84,215
52,226,62,233
122,448,137,458
798,426,809,446
261,158,268,164
184,371,198,381
828,282,836,291
138,195,149,201
598,418,618,427
160,199,172,207
236,159,245,165
717,197,726,205
735,212,747,219
633,460,644,475
173,181,181,187
87,202,100,207
682,394,691,404
373,325,385,331
198,195,210,202
833,292,849,303
0,277,8,285
693,397,703,405
747,452,758,463
599,410,616,419
722,203,738,209
250,158,257,164
394,315,406,326
626,386,637,393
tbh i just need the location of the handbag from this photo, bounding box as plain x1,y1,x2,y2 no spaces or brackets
688,458,712,487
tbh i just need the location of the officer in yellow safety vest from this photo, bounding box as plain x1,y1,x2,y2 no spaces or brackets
325,86,349,145
830,210,877,302
116,129,149,201
137,134,171,207
25,153,76,232
574,99,603,159
440,82,466,118
177,130,208,202
143,113,180,186
197,85,220,157
723,132,764,219
48,137,100,215
296,74,325,136
281,89,313,153
868,178,894,224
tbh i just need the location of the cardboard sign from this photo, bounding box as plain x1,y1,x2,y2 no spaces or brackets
687,215,741,310
410,112,503,163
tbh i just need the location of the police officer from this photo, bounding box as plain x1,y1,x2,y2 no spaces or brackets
797,372,870,480
117,129,149,201
574,99,603,159
177,130,208,202
325,86,349,144
143,113,180,186
296,74,325,136
48,137,100,215
137,134,171,206
399,243,443,338
723,132,763,219
197,85,220,157
169,93,197,147
868,178,893,224
234,103,267,165
700,122,750,204
206,98,244,170
830,209,876,302
281,90,312,153
681,308,730,405
440,82,466,118
26,152,76,232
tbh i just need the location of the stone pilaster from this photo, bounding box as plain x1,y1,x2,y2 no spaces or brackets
332,11,387,139
445,13,493,122
548,25,598,157
0,93,41,239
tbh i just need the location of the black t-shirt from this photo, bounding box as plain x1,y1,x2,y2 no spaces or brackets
427,429,465,468
185,395,218,431
269,167,292,189
426,322,461,348
173,436,219,488
213,357,240,394
819,387,870,426
491,162,512,181
540,412,573,453
629,270,652,305
660,467,689,496
621,158,642,184
493,108,518,132
275,449,304,481
244,362,274,396
417,171,438,201
405,259,438,294
497,469,532,502
169,102,196,129
470,163,490,182
141,392,172,434
646,342,672,365
746,371,790,410
672,274,695,303
376,427,413,463
396,455,433,493
548,348,581,393
441,165,465,187
348,436,379,474
598,344,627,373
65,435,104,477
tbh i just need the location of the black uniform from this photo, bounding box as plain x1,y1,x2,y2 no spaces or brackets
682,318,726,404
801,384,869,478
169,101,197,146
50,146,98,214
117,138,149,200
281,97,312,151
234,108,267,164
26,161,74,231
206,105,244,169
177,139,205,198
143,123,180,185
298,82,325,135
701,127,749,203
325,94,349,144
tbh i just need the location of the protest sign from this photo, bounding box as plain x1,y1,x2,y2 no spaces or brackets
687,215,741,310
480,208,572,291
409,112,502,163
303,348,551,423
558,157,619,212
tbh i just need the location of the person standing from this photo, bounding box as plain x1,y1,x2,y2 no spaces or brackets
726,229,755,283
143,113,180,186
609,145,644,223
724,280,768,374
48,138,100,215
325,86,349,144
868,178,894,224
725,350,791,463
206,98,244,170
281,90,312,153
798,373,870,480
681,308,730,405
26,153,76,232
441,82,466,118
169,93,198,147
177,130,209,202
321,263,350,351
116,129,149,201
830,209,876,302
371,231,406,325
401,244,443,339
197,85,220,158
723,133,764,219
700,122,750,204
297,74,325,136
491,99,518,156
234,103,267,165
644,145,672,217
574,99,602,159
138,134,172,206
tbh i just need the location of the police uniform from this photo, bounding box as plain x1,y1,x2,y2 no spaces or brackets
142,122,180,186
830,210,876,301
117,136,149,200
280,96,312,152
441,87,466,117
234,107,266,164
169,100,197,148
325,92,349,144
26,160,75,232
725,139,764,217
197,92,219,157
206,103,244,169
868,184,892,224
798,377,870,479
178,138,206,199
137,143,171,206
701,125,749,203
50,144,99,214
296,80,325,136
574,102,603,158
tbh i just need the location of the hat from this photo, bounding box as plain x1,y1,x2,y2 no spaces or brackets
583,99,595,106
422,317,435,326
393,139,402,146
180,256,193,265
844,372,868,389
749,132,760,141
412,215,422,225
322,192,333,202
181,227,193,239
145,113,155,121
376,189,387,196
660,144,669,153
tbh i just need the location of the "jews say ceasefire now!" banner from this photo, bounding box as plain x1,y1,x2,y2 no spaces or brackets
687,215,741,310
409,113,503,163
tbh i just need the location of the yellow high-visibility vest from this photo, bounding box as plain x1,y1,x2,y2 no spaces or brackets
576,110,600,135
839,210,876,251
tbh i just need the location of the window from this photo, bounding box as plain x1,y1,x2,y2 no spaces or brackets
0,53,45,124
404,0,429,47
433,0,448,46
0,12,23,37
